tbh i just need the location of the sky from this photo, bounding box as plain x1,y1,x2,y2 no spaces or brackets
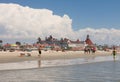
0,0,120,45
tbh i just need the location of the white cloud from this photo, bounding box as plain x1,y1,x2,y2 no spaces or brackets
0,3,120,45
76,28,120,45
0,3,74,39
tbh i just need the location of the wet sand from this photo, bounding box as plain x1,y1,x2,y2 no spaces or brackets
0,50,119,63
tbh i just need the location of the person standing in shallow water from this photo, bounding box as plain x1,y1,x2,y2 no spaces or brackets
112,47,116,61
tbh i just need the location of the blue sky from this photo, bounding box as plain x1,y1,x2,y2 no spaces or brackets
0,0,120,45
0,0,120,30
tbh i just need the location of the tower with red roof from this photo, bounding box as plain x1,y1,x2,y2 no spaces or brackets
85,34,93,46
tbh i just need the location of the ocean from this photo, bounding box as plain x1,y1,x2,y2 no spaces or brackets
0,55,120,82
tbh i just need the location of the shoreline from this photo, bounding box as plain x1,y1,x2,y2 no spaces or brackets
0,50,119,63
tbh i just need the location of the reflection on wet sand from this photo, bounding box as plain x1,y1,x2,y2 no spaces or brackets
38,59,41,68
0,55,120,70
84,56,95,62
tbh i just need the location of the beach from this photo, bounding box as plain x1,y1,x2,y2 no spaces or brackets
0,50,118,63
1,50,120,82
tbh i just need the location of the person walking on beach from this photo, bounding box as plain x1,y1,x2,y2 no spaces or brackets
38,46,42,57
91,47,96,54
112,47,116,60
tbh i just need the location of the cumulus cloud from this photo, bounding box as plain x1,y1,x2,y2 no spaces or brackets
0,3,74,39
0,3,120,45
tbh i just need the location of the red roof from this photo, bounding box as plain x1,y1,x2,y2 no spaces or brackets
85,35,93,45
85,39,93,45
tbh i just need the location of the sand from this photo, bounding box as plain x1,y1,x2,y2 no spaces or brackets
0,50,119,63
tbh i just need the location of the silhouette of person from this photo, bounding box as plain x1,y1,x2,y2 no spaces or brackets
112,47,116,61
38,46,41,57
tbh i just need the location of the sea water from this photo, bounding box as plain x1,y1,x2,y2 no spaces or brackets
0,55,120,82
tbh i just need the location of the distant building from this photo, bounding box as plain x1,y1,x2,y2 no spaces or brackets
36,35,96,51
67,39,85,51
85,35,93,46
85,34,96,49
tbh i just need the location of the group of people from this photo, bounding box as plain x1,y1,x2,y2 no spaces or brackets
38,45,117,61
84,46,117,60
84,47,96,54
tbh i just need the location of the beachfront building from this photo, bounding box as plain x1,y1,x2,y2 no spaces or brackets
36,35,86,51
67,39,85,51
85,35,94,46
84,34,97,52
36,35,97,51
36,35,68,51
